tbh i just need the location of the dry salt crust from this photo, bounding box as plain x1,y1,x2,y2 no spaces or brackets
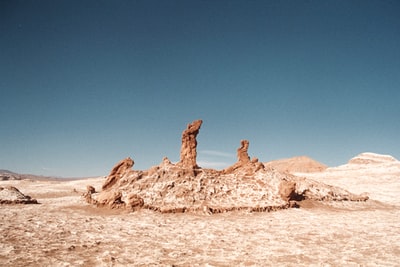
1,164,400,266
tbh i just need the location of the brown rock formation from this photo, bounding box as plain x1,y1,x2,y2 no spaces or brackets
83,185,96,204
97,190,124,209
279,180,297,201
87,185,96,194
126,193,144,211
147,157,173,177
178,119,202,168
102,157,134,191
237,140,250,164
223,140,265,174
86,119,368,214
84,185,144,210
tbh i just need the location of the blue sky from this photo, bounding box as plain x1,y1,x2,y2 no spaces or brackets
1,0,399,177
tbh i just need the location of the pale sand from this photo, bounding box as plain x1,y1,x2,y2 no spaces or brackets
1,176,399,266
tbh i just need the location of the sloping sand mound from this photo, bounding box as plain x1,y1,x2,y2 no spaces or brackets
0,186,38,204
264,156,327,173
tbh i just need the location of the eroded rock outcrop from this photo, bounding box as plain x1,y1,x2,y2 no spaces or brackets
102,157,134,191
86,119,368,213
237,140,250,164
223,140,265,174
279,180,298,202
85,184,144,211
125,193,145,211
0,186,38,204
178,119,202,168
87,185,96,194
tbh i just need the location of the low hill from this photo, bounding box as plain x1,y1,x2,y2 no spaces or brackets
0,169,89,181
0,170,21,180
264,156,327,174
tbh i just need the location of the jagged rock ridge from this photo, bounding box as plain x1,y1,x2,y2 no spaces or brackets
85,120,368,213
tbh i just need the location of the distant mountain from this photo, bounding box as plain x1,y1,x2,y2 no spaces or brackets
0,170,21,180
264,156,327,174
0,169,99,181
0,170,57,181
0,169,18,174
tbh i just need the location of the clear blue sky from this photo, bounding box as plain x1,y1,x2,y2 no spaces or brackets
1,0,399,177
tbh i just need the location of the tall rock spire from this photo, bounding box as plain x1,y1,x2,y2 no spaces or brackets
178,119,202,168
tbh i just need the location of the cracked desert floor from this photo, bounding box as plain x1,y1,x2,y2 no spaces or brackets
1,168,400,266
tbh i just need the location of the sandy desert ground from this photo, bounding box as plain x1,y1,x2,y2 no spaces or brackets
1,154,400,266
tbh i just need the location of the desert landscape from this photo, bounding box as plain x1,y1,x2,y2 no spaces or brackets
2,0,399,266
1,120,399,266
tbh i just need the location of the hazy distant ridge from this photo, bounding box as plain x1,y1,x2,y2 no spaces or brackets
0,170,62,181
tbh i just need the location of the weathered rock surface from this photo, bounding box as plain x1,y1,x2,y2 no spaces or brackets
125,193,145,211
178,119,202,168
86,120,368,213
237,139,251,164
223,139,265,175
0,186,38,204
102,157,134,191
86,185,96,194
279,180,298,202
